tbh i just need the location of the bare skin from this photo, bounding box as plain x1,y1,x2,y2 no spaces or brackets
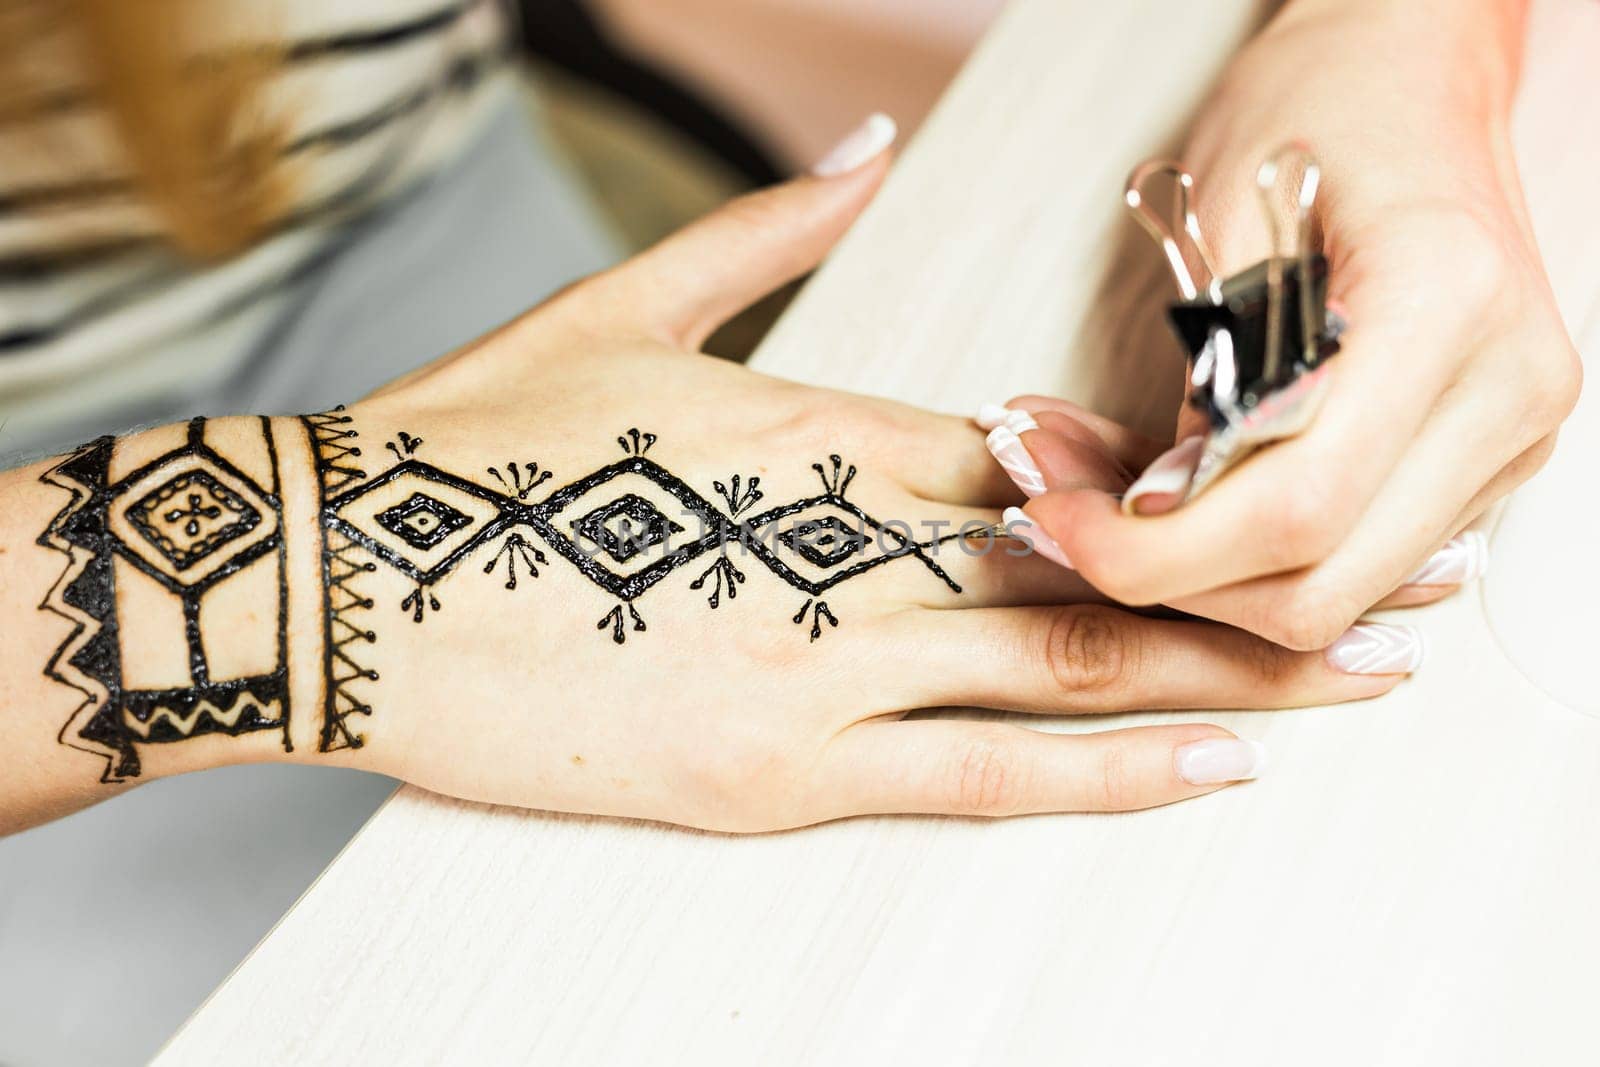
0,153,1414,835
1012,0,1579,649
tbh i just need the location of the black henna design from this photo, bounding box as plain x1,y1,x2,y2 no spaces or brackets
617,428,656,456
485,531,546,589
792,598,839,642
488,462,552,500
37,418,291,782
37,410,974,779
690,555,745,608
301,415,966,747
598,602,648,644
712,474,763,517
384,431,423,462
303,411,377,752
400,585,443,623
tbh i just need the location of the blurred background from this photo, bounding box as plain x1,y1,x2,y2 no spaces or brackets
522,0,1002,356
0,2,1001,1065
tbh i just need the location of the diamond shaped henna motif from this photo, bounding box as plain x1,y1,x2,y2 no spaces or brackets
107,442,280,594
375,493,474,550
125,470,262,571
530,457,720,599
775,515,867,569
571,493,686,564
325,460,509,584
305,421,962,661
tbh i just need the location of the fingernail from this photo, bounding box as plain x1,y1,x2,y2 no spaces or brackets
1002,506,1073,569
1002,409,1038,434
975,404,1040,434
975,402,1012,431
1325,622,1426,675
986,425,1046,497
811,112,898,177
1175,738,1268,785
1403,531,1489,586
1123,435,1204,516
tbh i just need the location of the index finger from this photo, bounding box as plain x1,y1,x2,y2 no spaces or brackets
1024,295,1461,605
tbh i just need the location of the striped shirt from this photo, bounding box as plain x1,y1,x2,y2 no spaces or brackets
0,0,515,440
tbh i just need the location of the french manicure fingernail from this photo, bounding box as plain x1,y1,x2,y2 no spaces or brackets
1002,506,1073,569
975,404,1040,434
811,112,898,177
1123,435,1204,515
975,402,1012,431
1001,409,1038,434
1403,531,1489,585
1175,738,1268,785
1325,622,1426,675
987,427,1045,496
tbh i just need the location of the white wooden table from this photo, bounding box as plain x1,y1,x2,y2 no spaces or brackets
158,2,1600,1062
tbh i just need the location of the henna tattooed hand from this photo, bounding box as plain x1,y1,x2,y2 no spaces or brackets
6,143,1413,834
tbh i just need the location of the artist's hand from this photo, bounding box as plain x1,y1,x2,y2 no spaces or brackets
313,128,1419,832
998,0,1579,652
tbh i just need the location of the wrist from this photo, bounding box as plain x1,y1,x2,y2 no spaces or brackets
0,415,336,829
1273,0,1528,96
274,402,514,786
31,417,313,783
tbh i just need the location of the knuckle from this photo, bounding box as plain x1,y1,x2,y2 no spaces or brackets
947,734,1028,816
763,394,867,456
1093,745,1138,811
1043,605,1140,696
1268,484,1341,564
1527,345,1584,425
1443,219,1515,310
1266,585,1355,651
1242,630,1298,686
1384,207,1514,310
688,729,794,818
1348,207,1514,340
1514,434,1561,484
835,401,904,449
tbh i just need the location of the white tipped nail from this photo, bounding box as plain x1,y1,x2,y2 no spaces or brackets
1001,409,1039,434
987,426,1046,497
1403,532,1489,586
1175,738,1268,785
975,403,1012,431
811,112,898,177
1123,435,1204,515
1325,622,1425,675
1002,506,1073,569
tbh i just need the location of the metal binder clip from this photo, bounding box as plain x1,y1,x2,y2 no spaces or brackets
1123,144,1343,508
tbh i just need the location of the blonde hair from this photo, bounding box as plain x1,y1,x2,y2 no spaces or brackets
0,0,291,261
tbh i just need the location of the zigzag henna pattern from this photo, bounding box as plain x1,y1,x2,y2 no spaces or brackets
36,436,123,777
302,411,377,753
36,418,291,782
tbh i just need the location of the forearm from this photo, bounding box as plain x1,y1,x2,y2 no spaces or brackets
0,415,336,833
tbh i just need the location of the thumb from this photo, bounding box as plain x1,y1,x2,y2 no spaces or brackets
619,113,897,350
